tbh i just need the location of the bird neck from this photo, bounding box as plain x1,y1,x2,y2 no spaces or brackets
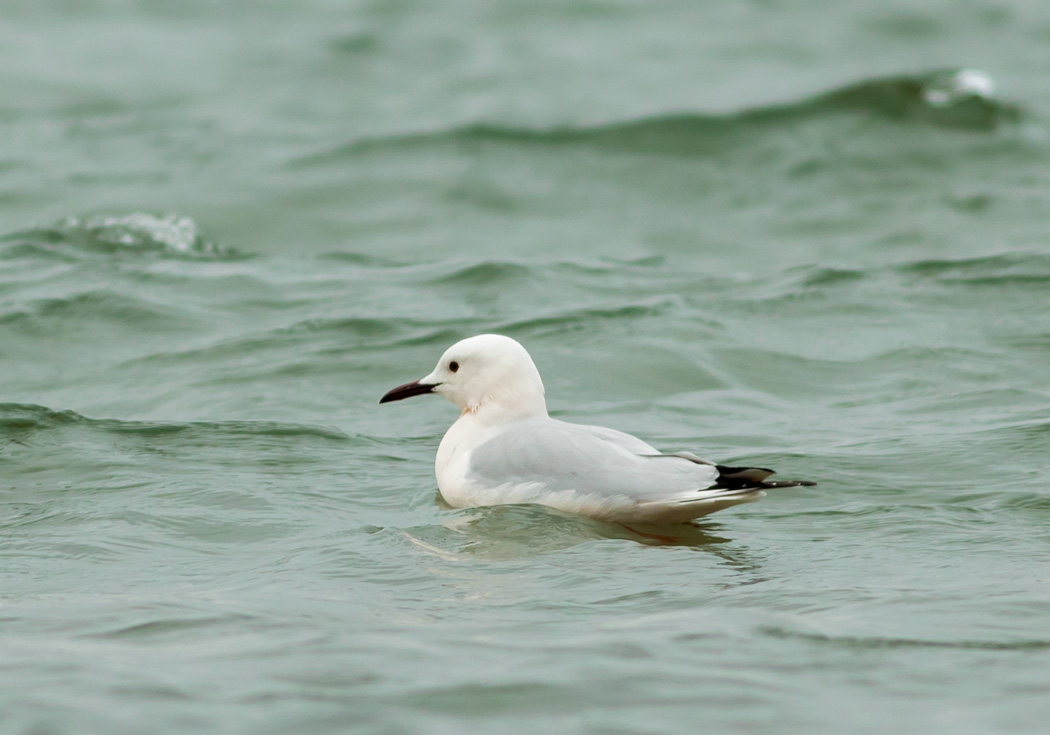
465,389,548,426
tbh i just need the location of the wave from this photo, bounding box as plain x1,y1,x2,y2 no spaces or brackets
494,301,677,336
0,213,237,259
762,626,1050,651
0,403,349,443
423,256,667,286
742,253,1050,303
112,299,677,367
896,252,1050,285
0,290,194,331
293,68,1023,164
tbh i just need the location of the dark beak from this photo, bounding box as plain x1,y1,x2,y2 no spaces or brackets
380,380,437,404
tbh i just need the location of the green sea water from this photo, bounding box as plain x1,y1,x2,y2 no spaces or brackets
3,2,1050,733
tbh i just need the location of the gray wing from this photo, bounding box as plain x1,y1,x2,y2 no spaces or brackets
467,418,723,503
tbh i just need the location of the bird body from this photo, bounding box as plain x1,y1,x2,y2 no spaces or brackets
381,334,813,524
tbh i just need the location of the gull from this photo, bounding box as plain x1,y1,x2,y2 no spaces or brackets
380,334,813,525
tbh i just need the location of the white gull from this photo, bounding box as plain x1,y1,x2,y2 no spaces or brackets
380,334,813,525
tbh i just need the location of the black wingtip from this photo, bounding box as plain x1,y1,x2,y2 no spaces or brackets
711,464,816,491
715,464,776,482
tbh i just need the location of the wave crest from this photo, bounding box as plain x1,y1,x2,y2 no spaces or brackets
1,213,233,259
294,68,1022,165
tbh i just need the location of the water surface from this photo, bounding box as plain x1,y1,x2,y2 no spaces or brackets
3,2,1050,733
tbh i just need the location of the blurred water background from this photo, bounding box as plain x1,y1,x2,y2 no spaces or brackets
3,1,1050,733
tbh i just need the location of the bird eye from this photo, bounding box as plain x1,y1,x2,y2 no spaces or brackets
449,361,459,373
